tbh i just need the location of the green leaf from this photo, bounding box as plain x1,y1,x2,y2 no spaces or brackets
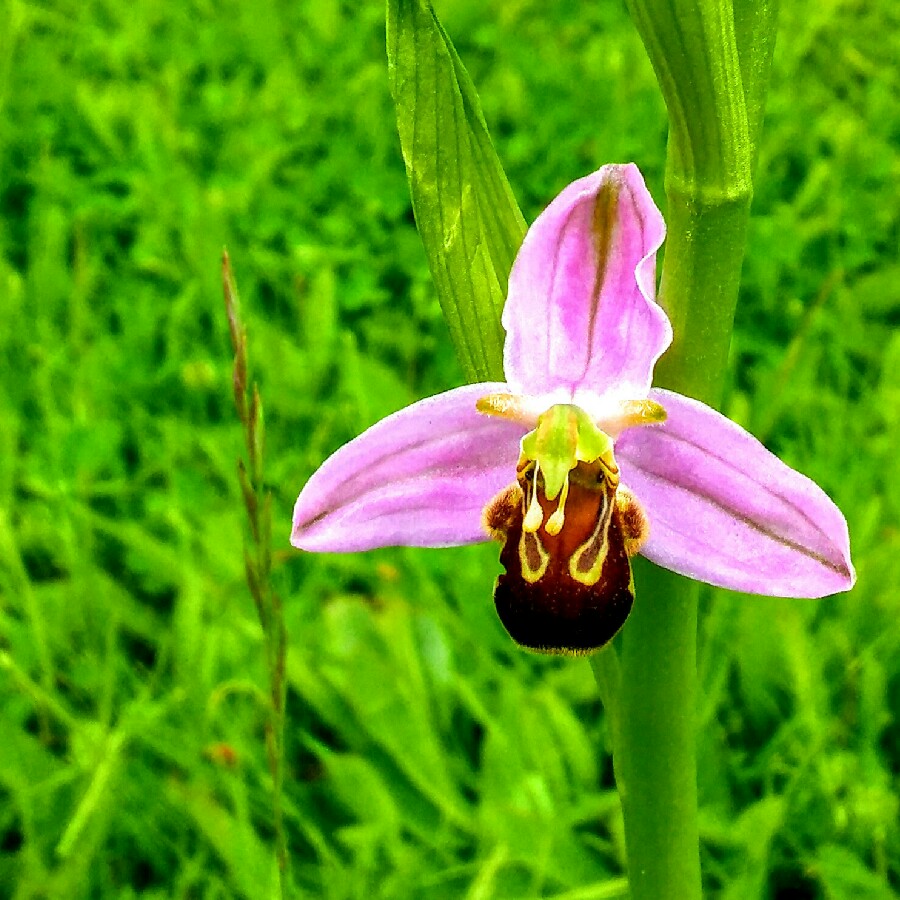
387,0,526,383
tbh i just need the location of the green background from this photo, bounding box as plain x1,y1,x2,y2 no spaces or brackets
1,0,898,897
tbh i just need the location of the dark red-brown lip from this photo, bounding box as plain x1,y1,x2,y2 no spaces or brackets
486,458,635,655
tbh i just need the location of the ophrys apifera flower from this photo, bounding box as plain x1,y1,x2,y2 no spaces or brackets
292,165,855,653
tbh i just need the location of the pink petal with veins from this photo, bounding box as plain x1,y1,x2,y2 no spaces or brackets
503,164,670,404
616,389,855,598
292,384,526,552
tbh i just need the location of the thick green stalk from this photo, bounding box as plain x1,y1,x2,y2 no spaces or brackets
613,178,754,900
614,185,753,900
611,0,777,895
617,565,702,900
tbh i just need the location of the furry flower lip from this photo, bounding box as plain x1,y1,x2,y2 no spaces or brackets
291,164,855,654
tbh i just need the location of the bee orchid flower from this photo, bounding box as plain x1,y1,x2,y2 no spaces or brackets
291,164,855,654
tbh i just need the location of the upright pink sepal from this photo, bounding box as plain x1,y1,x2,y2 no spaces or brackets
502,164,670,405
615,389,855,598
291,384,526,552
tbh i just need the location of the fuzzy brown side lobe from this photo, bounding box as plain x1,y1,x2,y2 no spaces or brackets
616,486,649,557
483,483,523,540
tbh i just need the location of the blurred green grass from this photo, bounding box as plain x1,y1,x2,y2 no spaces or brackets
0,0,898,897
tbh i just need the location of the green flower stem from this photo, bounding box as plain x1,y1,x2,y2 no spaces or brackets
610,0,778,893
612,183,755,900
593,185,757,899
617,565,702,900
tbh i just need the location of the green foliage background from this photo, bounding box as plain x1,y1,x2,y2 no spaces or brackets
1,0,898,897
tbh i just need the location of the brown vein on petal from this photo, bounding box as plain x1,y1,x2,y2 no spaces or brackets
584,176,620,379
631,434,850,578
299,418,518,527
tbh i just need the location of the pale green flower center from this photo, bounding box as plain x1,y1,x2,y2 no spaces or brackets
477,395,667,536
520,404,618,536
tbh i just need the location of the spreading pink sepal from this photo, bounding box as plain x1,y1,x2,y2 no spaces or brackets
615,389,856,598
291,384,526,552
502,163,670,406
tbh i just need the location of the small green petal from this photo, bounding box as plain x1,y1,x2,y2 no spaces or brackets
572,406,615,463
